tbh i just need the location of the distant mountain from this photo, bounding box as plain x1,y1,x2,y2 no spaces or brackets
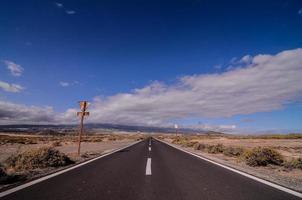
0,123,221,135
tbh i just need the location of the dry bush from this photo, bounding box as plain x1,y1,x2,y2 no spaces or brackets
226,133,302,139
223,146,244,157
52,141,62,147
0,167,25,184
5,147,74,171
0,135,38,145
193,143,207,150
283,158,302,170
242,147,284,167
171,136,188,145
83,136,103,142
181,141,199,147
0,167,9,183
206,144,224,154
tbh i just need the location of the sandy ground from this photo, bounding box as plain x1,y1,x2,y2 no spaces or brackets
186,137,302,159
0,140,135,163
163,137,302,192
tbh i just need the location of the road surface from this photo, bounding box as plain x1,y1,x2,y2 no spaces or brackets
2,138,301,200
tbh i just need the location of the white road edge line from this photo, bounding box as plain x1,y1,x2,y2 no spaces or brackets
145,158,152,175
155,138,302,198
149,147,151,151
0,140,142,198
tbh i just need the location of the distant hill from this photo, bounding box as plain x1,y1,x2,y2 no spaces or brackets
0,123,221,135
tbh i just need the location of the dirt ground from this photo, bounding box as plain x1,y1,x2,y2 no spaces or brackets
0,140,135,163
185,137,302,160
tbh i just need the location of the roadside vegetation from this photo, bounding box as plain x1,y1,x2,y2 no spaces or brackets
0,133,146,145
0,132,146,189
169,135,302,169
0,147,74,185
5,147,74,171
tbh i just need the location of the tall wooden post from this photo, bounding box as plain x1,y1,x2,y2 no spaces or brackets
77,101,89,156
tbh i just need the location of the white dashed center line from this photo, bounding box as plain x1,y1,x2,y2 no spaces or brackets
149,147,151,151
145,158,152,175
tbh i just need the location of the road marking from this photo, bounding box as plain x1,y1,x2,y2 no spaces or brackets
149,147,151,151
145,158,152,175
0,140,142,198
155,138,302,199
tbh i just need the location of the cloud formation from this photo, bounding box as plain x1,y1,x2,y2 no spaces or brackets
0,101,77,125
55,2,63,8
59,81,79,87
0,81,24,93
3,60,24,77
1,48,302,128
65,10,76,15
59,81,69,87
54,2,76,15
86,48,302,125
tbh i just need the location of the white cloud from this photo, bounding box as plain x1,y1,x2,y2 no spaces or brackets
0,101,76,125
239,55,252,64
213,64,222,70
59,81,69,87
3,60,24,77
0,81,24,93
188,124,237,132
1,48,302,129
65,10,76,15
86,48,302,125
55,2,63,8
59,81,79,87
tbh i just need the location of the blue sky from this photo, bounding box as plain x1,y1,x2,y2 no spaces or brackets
1,0,302,133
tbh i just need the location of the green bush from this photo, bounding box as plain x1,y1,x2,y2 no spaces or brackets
283,158,302,169
223,146,244,157
243,147,284,167
5,147,74,171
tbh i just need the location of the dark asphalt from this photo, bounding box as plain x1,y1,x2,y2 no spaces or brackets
2,138,301,200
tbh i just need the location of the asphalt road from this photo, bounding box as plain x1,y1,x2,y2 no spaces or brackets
2,138,301,200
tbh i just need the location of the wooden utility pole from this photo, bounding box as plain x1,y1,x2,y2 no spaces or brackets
77,101,89,156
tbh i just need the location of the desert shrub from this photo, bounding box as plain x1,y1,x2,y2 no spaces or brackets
182,141,198,147
5,147,74,171
283,158,302,170
223,146,244,157
193,143,207,150
243,147,284,167
206,144,224,154
52,141,62,147
0,166,26,184
171,137,188,145
108,136,117,141
0,167,8,183
0,135,38,145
